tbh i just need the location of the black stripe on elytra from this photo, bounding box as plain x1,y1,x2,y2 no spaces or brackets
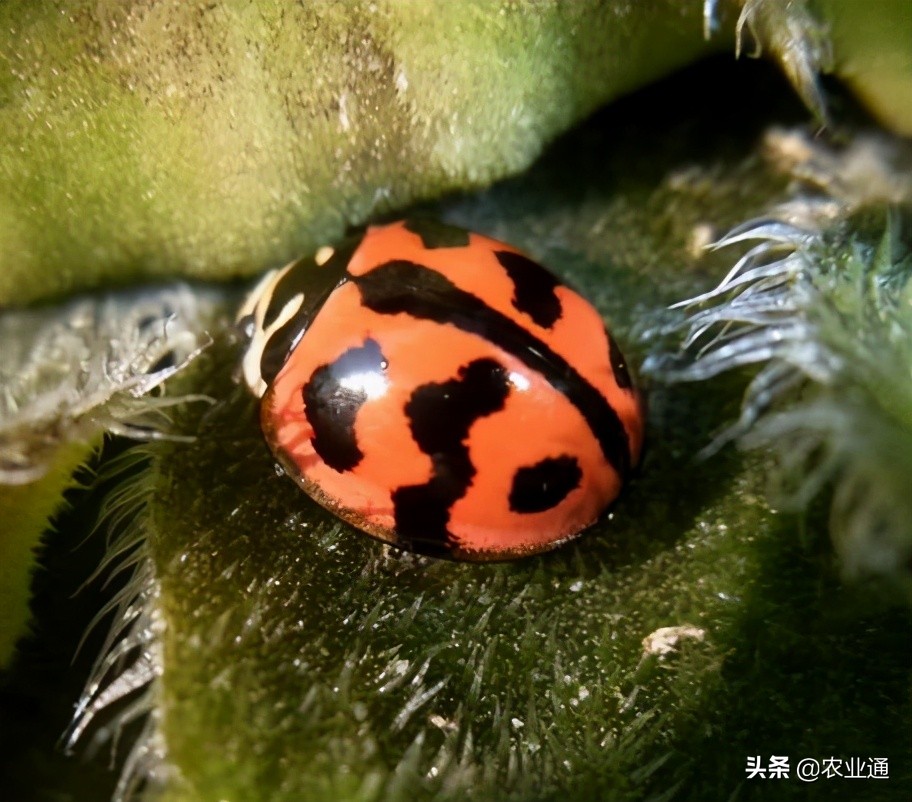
302,338,387,473
509,455,582,514
350,260,631,479
607,331,633,390
259,235,361,386
494,250,562,329
392,358,510,556
403,218,471,249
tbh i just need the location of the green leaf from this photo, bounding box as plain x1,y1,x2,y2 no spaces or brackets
4,0,911,306
76,74,909,799
5,51,911,802
0,439,97,667
0,0,722,306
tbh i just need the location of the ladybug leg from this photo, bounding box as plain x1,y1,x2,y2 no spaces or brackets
374,543,431,571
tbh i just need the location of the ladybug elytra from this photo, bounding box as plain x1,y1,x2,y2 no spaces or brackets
238,219,644,561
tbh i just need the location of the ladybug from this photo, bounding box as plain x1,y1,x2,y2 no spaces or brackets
237,219,644,561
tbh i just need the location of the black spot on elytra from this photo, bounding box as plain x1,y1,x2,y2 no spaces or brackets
351,260,631,480
303,338,387,473
494,250,563,329
509,456,582,513
608,332,633,389
259,236,361,386
391,358,510,555
403,218,471,249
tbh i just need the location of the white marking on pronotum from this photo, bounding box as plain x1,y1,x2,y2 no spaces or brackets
238,262,304,398
235,266,281,323
315,246,334,266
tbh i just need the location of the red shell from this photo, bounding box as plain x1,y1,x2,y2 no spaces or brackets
245,220,644,560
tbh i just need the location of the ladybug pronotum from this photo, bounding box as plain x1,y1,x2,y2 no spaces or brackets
237,219,644,561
